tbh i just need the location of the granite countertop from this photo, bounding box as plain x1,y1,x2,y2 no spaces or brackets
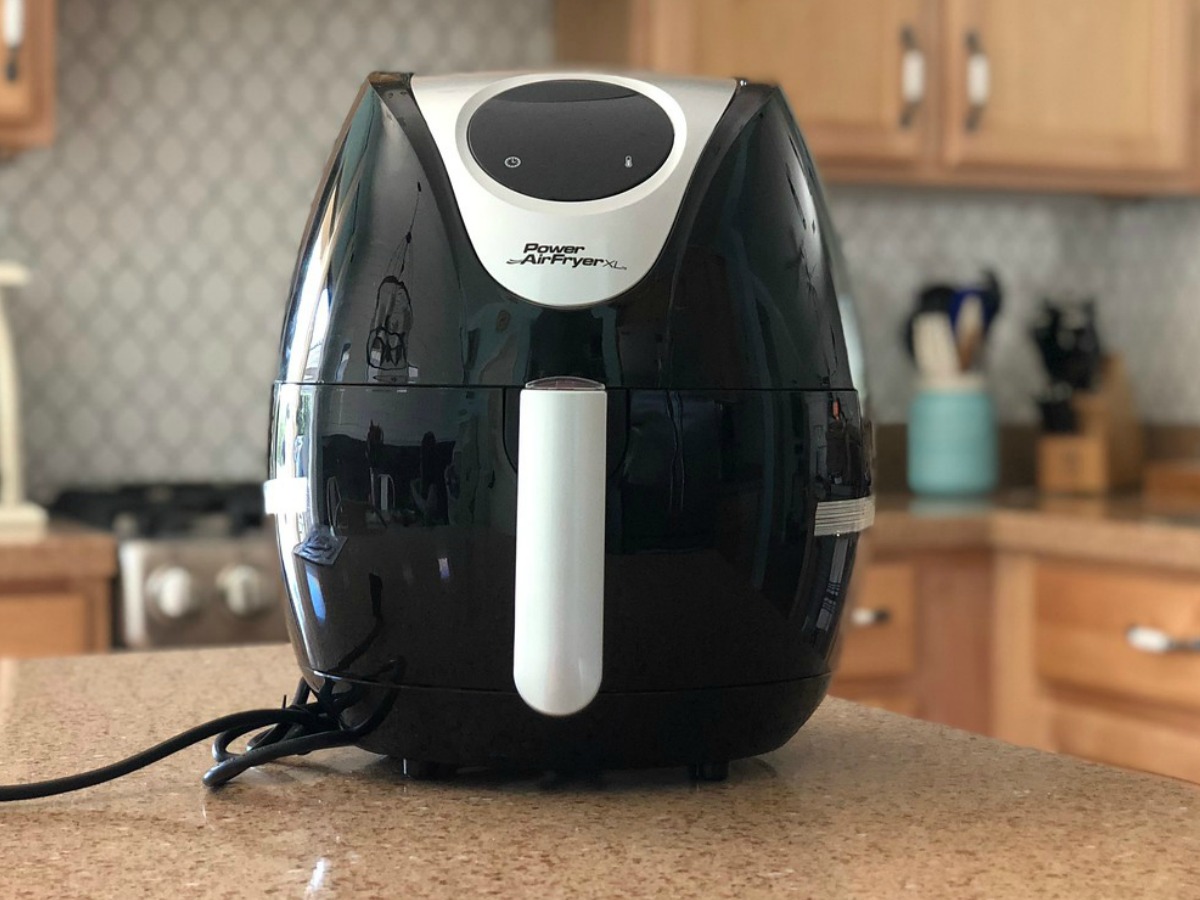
2,646,1199,898
873,491,1200,571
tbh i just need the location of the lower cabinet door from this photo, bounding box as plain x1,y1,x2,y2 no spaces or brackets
1036,561,1200,714
0,593,94,658
1048,701,1200,784
838,561,918,680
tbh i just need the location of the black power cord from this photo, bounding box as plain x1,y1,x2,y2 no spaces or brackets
0,678,372,802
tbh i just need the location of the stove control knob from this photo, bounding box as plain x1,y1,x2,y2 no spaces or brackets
218,564,273,618
148,566,201,620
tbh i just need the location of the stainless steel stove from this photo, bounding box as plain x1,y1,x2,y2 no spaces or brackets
52,484,288,649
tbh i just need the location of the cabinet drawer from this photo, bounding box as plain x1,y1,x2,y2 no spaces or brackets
1049,701,1200,784
0,593,93,658
838,562,917,680
1035,562,1200,714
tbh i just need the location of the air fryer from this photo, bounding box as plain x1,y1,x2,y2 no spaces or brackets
265,71,874,779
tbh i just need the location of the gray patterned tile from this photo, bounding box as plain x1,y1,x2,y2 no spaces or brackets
4,0,1199,501
0,0,553,502
827,186,1125,425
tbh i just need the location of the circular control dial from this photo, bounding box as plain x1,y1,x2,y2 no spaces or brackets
217,564,275,618
147,566,202,620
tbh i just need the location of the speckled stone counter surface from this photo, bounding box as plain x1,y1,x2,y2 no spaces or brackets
874,491,1200,571
2,647,1199,898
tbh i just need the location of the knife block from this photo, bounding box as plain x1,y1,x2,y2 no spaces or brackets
1037,355,1143,495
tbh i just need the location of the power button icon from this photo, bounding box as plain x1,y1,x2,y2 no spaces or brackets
504,156,521,169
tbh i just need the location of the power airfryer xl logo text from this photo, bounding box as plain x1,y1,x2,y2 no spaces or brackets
507,243,626,270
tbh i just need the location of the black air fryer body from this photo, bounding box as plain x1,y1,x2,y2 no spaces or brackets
269,71,873,775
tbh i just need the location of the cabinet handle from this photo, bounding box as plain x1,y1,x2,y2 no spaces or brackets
850,607,892,628
1125,625,1200,655
964,30,990,132
898,26,925,129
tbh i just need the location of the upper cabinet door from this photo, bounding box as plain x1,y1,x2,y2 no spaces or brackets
683,0,936,164
0,0,55,150
942,0,1191,174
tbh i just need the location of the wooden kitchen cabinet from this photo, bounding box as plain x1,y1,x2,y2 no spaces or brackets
840,540,1200,782
838,561,918,682
858,499,1200,784
831,549,993,734
556,0,1200,194
0,0,56,151
994,553,1200,783
942,0,1190,175
691,0,931,164
0,524,116,658
0,590,104,656
558,0,936,165
684,0,936,165
833,560,921,717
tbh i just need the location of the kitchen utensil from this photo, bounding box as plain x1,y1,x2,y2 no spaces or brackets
978,269,1002,328
918,284,958,315
1036,355,1142,494
905,271,1001,498
904,271,1002,366
1035,383,1078,434
1030,298,1103,391
264,71,873,778
913,311,960,380
903,285,953,361
955,294,985,371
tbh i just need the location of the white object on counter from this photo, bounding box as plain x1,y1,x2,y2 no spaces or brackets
913,312,960,381
0,262,47,538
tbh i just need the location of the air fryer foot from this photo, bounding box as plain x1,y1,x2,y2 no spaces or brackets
688,761,729,782
402,759,454,780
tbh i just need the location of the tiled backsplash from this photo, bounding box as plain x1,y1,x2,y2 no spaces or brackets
1107,199,1200,426
829,186,1106,425
829,187,1200,429
0,0,553,502
1,0,1198,502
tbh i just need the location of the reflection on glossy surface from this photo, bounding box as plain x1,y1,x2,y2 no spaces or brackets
5,647,1198,900
277,76,853,392
269,74,872,769
267,382,867,768
303,857,330,898
272,386,867,692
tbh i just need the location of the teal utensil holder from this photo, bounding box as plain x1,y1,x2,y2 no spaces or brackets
908,377,998,497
